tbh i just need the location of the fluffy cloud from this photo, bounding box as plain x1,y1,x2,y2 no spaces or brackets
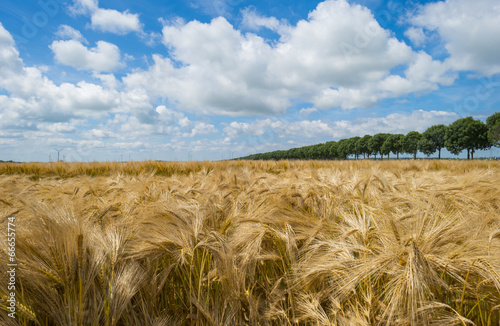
404,27,426,47
68,0,98,15
0,22,134,129
409,0,500,76
81,105,217,142
91,8,142,35
223,110,459,141
124,0,452,115
240,7,290,35
70,0,142,35
50,40,123,72
299,107,318,118
55,25,87,43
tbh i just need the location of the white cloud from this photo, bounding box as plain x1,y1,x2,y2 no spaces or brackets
124,0,452,115
241,7,290,35
0,23,128,126
70,0,142,35
91,8,142,35
0,23,24,81
55,25,87,43
93,73,119,89
183,122,218,137
37,121,81,133
112,141,145,149
50,40,122,72
404,27,425,47
224,110,459,142
69,0,98,15
409,0,500,76
79,105,218,143
299,107,318,118
312,51,456,110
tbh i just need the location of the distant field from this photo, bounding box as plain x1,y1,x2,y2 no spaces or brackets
1,160,500,325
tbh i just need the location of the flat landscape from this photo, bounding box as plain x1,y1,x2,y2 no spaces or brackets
1,160,500,325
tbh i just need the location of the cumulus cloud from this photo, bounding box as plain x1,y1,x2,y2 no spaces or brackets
80,105,217,143
224,110,459,142
124,0,452,115
70,0,142,35
91,8,142,35
409,0,500,76
404,27,426,47
55,25,87,43
0,22,137,129
299,107,318,118
240,7,290,35
68,0,98,15
50,40,123,72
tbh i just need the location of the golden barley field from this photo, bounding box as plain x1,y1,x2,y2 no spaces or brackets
1,160,500,325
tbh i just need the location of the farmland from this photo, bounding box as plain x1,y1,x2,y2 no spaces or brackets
1,160,500,325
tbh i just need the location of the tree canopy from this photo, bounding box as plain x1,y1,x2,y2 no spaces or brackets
445,117,490,160
487,112,500,147
419,124,447,159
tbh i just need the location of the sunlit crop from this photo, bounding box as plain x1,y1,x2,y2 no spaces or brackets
1,160,499,325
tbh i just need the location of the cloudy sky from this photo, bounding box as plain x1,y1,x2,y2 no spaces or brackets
1,0,499,161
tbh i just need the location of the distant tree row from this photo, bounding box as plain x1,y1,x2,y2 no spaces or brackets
239,113,500,161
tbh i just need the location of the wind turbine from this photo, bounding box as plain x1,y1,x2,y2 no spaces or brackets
54,148,63,161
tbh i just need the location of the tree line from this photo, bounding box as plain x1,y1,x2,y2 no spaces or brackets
239,113,500,161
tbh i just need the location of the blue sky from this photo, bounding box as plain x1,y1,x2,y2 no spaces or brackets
0,0,499,162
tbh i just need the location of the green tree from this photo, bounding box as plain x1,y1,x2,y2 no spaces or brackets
380,138,391,159
357,135,373,159
486,112,500,147
326,141,338,159
369,133,389,160
337,138,353,159
382,134,404,160
418,124,447,159
350,136,361,160
489,122,500,148
445,117,490,159
402,131,421,159
418,137,435,157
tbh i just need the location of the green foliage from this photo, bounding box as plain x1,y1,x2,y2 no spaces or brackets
445,117,490,159
418,137,436,157
337,139,352,159
350,136,361,159
486,112,500,129
402,131,421,159
486,113,500,147
369,133,390,159
419,124,447,158
381,134,404,159
489,122,500,147
357,135,373,158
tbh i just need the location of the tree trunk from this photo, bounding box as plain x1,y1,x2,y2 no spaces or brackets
438,148,441,160
467,148,470,160
388,153,390,160
414,151,417,159
397,151,399,160
471,149,474,160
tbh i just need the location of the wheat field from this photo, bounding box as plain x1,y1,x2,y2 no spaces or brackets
1,160,500,325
